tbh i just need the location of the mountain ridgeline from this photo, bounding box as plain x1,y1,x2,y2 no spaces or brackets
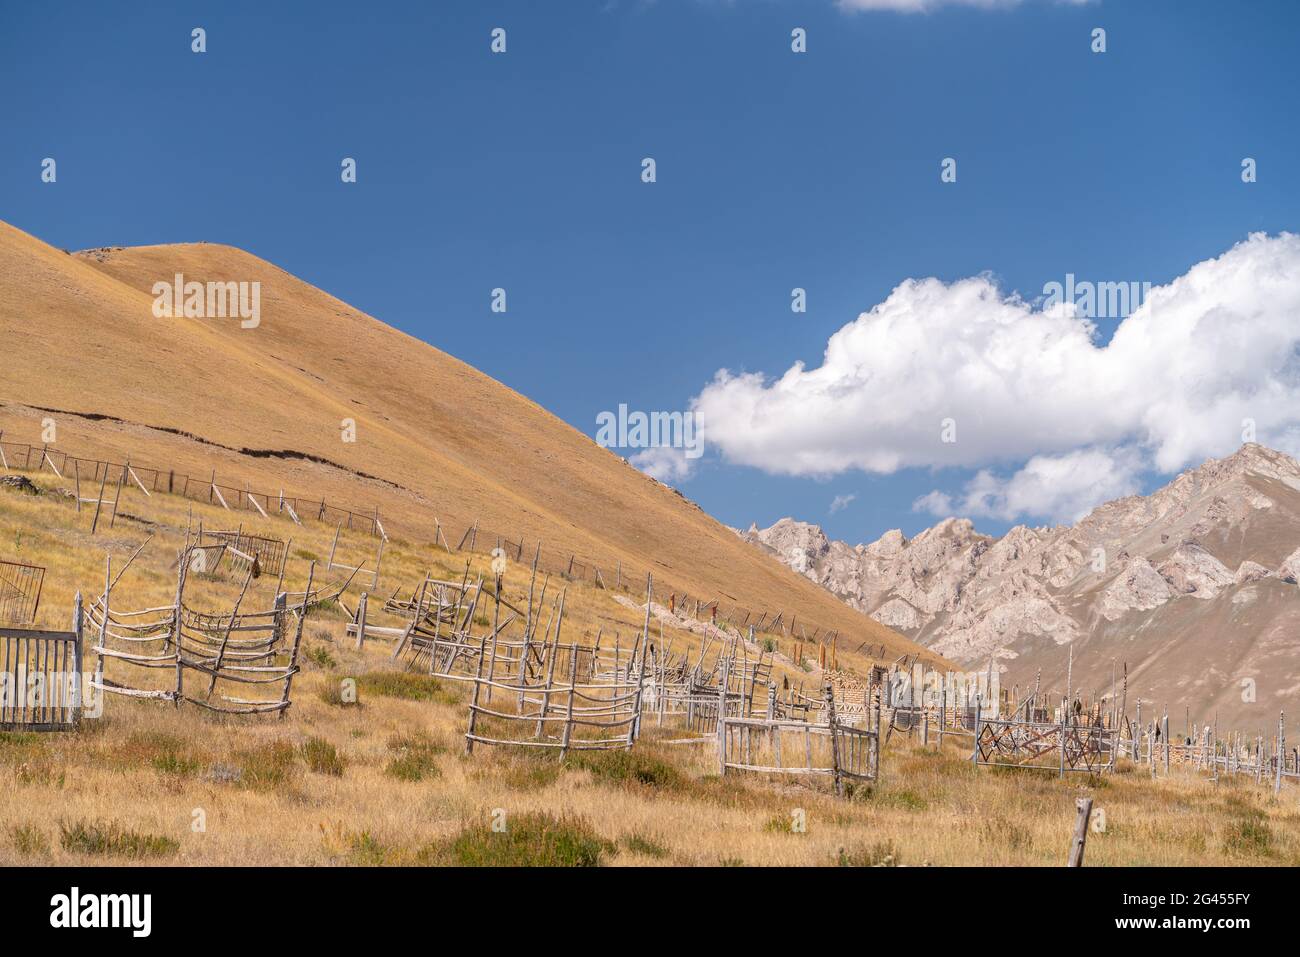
740,444,1300,729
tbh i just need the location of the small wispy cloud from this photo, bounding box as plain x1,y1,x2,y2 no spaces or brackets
913,446,1143,525
829,493,857,514
630,446,696,483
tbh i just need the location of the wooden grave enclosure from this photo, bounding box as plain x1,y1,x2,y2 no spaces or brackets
87,543,317,717
0,595,85,731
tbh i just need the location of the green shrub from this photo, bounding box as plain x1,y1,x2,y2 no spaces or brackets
152,751,203,777
620,833,669,859
59,820,179,858
306,645,337,670
302,737,345,776
420,813,610,867
346,830,392,866
357,671,462,704
1222,818,1272,857
235,741,297,790
568,749,682,789
384,733,443,782
10,824,49,855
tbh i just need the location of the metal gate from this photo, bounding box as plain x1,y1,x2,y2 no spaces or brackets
0,559,44,625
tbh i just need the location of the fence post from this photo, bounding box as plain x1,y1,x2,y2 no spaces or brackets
355,592,368,650
939,676,946,749
825,682,843,797
89,469,108,535
560,647,578,758
1163,711,1170,775
71,591,84,722
1067,797,1093,867
717,657,730,776
1277,711,1285,795
972,692,981,766
1059,698,1067,778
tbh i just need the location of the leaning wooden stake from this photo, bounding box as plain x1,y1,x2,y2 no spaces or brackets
89,469,108,535
278,562,314,720
108,460,127,528
1067,797,1094,867
205,563,256,699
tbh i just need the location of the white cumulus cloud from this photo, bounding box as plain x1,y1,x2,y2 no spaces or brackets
913,447,1143,524
692,233,1300,521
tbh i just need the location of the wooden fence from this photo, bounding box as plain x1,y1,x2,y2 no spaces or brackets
974,712,1116,776
0,434,383,536
201,529,288,578
719,684,878,795
439,518,865,659
87,545,316,716
2,431,870,657
0,595,84,731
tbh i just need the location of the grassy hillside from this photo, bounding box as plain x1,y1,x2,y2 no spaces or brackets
0,217,932,673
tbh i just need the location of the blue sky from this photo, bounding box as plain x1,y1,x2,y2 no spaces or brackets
4,0,1299,545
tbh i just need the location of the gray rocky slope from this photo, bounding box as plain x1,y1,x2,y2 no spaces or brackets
739,444,1300,728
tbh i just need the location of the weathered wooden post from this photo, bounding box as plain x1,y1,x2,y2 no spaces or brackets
873,669,883,763
717,656,731,776
108,460,126,528
168,551,187,706
71,591,84,722
1134,698,1142,764
89,469,108,535
464,628,490,756
1206,712,1216,785
1067,797,1094,867
972,692,982,767
354,592,368,650
560,646,578,758
277,562,313,720
1059,697,1068,778
825,682,843,797
1163,711,1170,775
1276,711,1286,795
939,674,946,749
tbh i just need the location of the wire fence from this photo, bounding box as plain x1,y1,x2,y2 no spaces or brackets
0,435,382,536
436,516,858,653
0,433,868,655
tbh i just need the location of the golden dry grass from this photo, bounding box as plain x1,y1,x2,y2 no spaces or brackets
0,217,937,676
1,472,1298,867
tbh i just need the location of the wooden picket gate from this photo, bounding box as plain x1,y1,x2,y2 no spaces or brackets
718,684,878,795
0,595,85,731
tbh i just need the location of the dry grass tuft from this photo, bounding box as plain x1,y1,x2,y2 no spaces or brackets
59,819,179,859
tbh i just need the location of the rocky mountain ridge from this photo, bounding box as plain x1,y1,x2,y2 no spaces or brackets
739,444,1300,725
